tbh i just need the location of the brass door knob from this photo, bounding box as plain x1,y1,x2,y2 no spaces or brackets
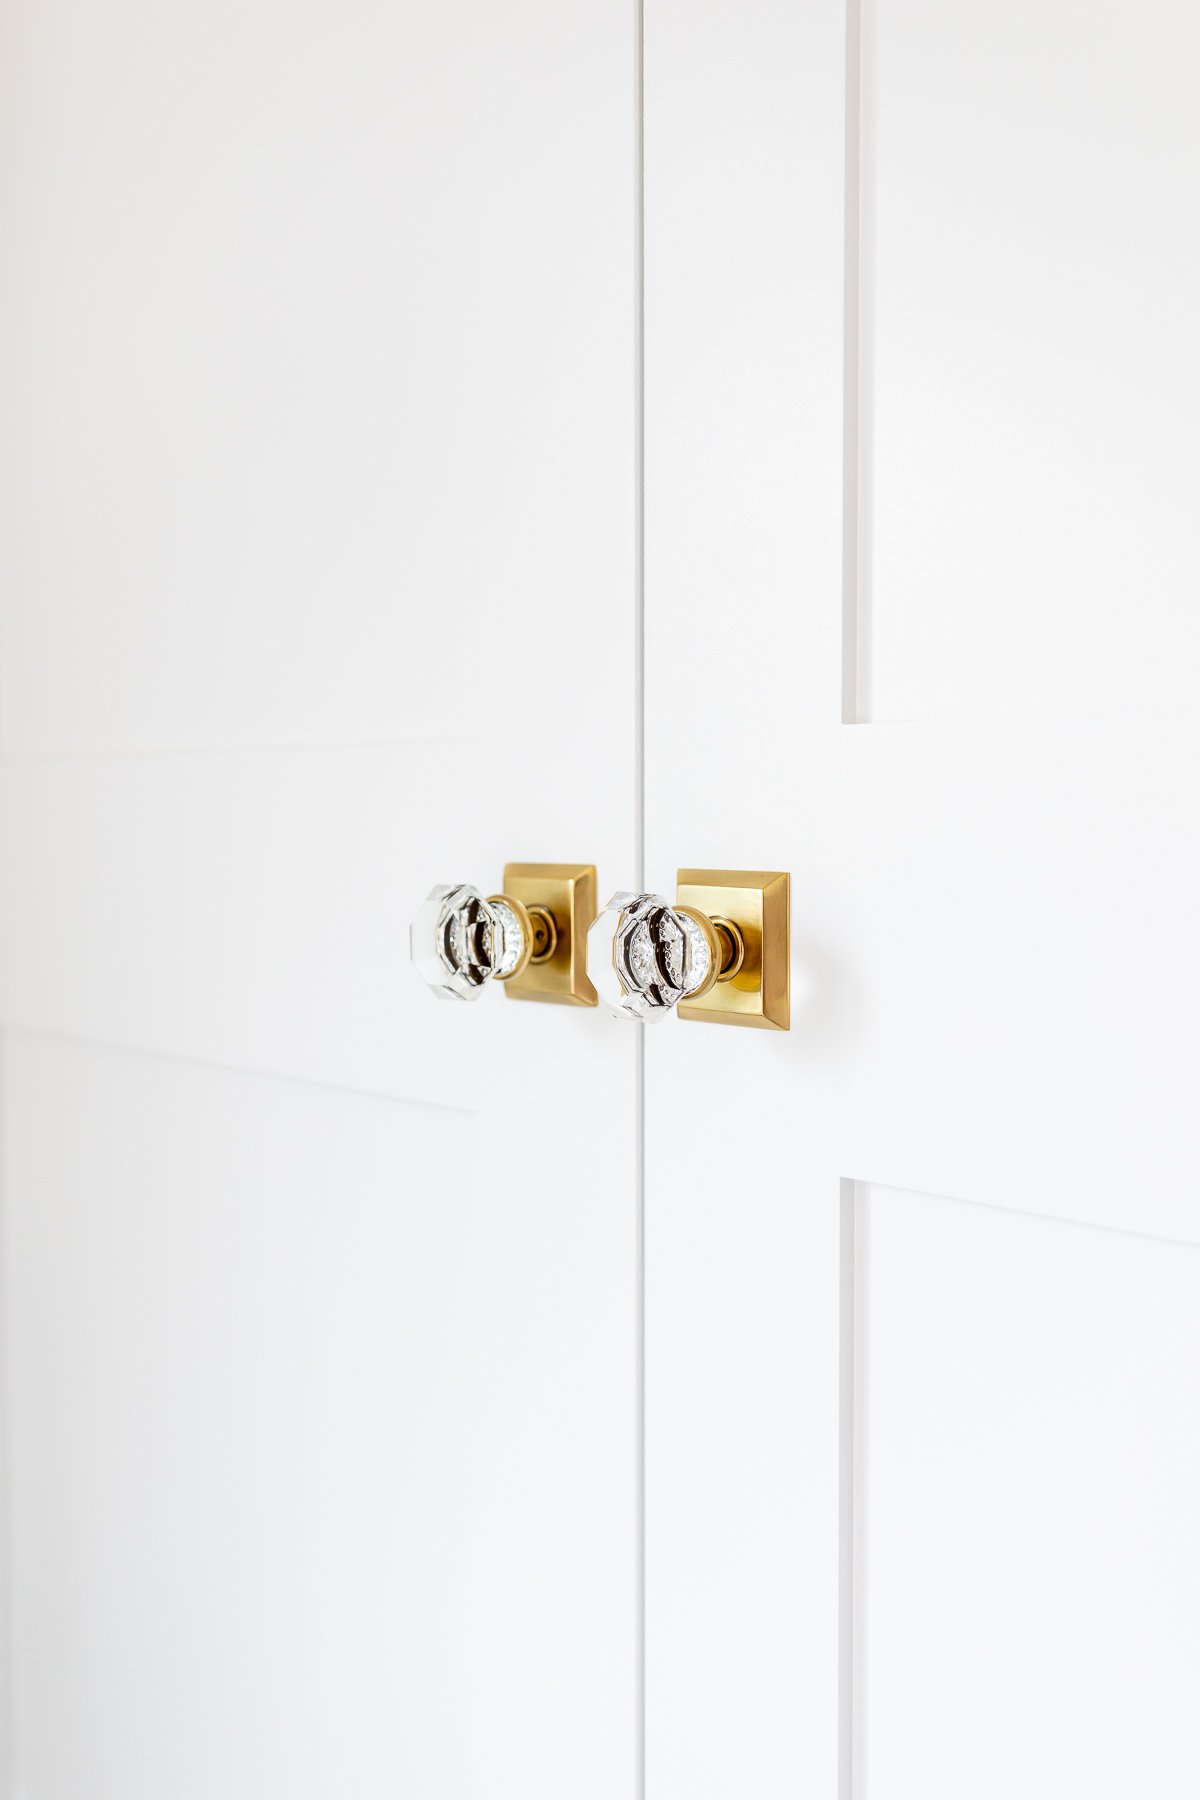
588,871,790,1029
410,864,598,1006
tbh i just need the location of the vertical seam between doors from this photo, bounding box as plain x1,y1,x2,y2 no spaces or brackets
634,7,645,897
634,4,646,1798
0,1032,12,1800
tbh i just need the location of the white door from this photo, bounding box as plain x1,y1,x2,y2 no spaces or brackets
2,2,1198,1798
642,1,1200,1796
0,4,640,1795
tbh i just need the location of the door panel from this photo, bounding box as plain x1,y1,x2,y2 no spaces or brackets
0,0,636,759
0,744,632,1113
853,1181,1200,1798
863,0,1200,722
3,1035,636,1798
0,2,640,1795
644,0,1199,1796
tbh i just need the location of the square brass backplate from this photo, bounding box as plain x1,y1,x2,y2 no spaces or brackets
502,863,598,1006
676,869,790,1030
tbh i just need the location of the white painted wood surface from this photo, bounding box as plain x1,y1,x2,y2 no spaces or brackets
4,0,1199,1795
862,0,1200,724
853,1182,1200,1799
0,1,640,1794
644,0,1200,1796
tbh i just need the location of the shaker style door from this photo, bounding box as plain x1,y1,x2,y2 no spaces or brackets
0,6,641,1796
642,2,1200,1796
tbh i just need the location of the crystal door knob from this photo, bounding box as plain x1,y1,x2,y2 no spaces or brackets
587,890,743,1021
410,863,599,1007
410,883,553,1002
588,870,791,1029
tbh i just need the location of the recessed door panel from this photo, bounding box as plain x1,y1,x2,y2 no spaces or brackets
0,0,636,759
861,0,1200,722
851,1181,1200,1797
3,1035,637,1799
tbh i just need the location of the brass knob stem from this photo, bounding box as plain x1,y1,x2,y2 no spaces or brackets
527,905,558,965
710,916,745,982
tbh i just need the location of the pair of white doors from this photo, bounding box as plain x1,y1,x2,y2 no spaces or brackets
1,0,1198,1795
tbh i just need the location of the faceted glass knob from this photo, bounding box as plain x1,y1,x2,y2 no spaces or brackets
588,891,722,1021
410,883,534,1002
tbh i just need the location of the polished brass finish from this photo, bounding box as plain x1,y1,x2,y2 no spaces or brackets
675,870,790,1030
710,916,745,982
674,905,722,1001
527,905,558,965
485,893,535,983
502,863,598,1006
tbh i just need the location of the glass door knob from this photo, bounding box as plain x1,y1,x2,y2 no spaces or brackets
411,883,556,1002
410,864,598,1007
588,871,790,1029
587,890,744,1021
